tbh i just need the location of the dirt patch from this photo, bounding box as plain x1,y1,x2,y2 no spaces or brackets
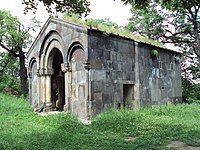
124,136,137,142
166,141,200,150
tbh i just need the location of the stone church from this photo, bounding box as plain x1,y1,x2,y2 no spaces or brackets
27,18,182,119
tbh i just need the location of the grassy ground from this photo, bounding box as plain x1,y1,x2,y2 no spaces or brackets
0,93,200,150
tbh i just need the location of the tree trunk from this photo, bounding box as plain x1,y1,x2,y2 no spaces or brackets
19,48,28,95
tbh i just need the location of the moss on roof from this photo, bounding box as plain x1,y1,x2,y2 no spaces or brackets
62,15,170,51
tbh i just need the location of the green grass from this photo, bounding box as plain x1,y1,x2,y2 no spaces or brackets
0,93,200,150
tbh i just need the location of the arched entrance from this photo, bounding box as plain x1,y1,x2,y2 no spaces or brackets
50,48,65,111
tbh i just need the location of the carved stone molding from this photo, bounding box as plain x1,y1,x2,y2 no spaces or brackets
37,68,46,76
36,68,54,76
61,62,71,73
45,68,54,76
83,60,90,70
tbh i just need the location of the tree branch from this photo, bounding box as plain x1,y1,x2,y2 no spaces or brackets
0,43,19,57
0,56,11,74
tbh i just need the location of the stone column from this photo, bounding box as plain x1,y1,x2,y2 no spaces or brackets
83,60,91,120
36,69,42,107
133,42,140,110
61,62,71,112
36,59,41,107
44,68,54,112
38,68,46,105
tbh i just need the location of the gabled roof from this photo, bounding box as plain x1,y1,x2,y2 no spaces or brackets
27,17,182,56
27,17,87,57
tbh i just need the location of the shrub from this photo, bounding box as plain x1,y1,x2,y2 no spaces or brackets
150,49,159,58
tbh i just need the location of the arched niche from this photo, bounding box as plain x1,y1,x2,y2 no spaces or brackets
39,31,66,70
68,43,87,118
29,59,38,108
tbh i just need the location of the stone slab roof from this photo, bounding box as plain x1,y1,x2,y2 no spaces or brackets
28,17,182,56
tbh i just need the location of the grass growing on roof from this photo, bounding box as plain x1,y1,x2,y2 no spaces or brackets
62,14,165,49
1,93,200,150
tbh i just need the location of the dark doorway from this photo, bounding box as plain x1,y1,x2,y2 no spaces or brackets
51,49,65,111
123,84,134,108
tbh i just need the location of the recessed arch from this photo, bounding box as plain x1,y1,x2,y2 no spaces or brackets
67,42,84,62
39,31,64,57
49,48,65,111
29,59,38,108
44,40,64,69
68,42,87,118
28,57,37,73
39,31,66,69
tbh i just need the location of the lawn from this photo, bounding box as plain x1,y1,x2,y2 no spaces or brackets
0,93,200,150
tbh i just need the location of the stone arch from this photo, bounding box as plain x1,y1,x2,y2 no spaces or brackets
39,31,66,70
67,42,88,118
48,48,65,111
44,40,64,69
67,42,85,62
37,31,66,111
28,57,37,73
28,57,38,108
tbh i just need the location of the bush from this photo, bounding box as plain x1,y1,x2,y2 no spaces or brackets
150,49,159,58
182,78,200,103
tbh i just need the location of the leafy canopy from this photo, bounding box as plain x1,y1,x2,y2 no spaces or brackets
23,0,90,17
0,10,40,94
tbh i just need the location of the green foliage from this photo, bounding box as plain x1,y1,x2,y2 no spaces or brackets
182,78,200,103
1,93,200,150
22,0,90,17
0,10,40,94
127,0,200,85
86,18,120,29
150,49,159,58
0,10,35,50
187,84,200,104
126,2,165,40
0,52,20,93
62,14,166,49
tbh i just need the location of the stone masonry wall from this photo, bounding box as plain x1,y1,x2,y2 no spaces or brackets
138,44,182,107
88,30,135,116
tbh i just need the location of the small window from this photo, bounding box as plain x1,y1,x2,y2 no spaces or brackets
123,84,134,108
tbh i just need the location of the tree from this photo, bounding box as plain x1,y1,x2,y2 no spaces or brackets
23,0,90,17
128,0,200,62
126,2,166,40
0,10,40,94
0,52,20,94
127,0,200,73
126,0,200,102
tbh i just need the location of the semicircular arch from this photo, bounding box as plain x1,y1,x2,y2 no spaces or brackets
28,57,37,73
39,31,66,69
67,41,84,62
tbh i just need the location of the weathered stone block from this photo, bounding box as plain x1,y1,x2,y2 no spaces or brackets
94,92,103,100
90,59,102,69
90,70,106,81
91,81,103,93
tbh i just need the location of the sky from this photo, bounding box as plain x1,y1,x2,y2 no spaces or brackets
0,0,132,27
0,0,179,52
